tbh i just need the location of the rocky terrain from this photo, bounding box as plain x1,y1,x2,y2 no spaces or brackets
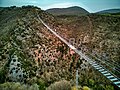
48,13,120,77
0,6,119,90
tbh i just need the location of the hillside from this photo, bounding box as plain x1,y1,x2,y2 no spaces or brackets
97,9,120,14
51,14,120,71
0,6,119,90
44,13,120,85
46,6,89,16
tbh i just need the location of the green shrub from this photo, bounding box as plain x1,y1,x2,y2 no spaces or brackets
104,85,114,90
37,79,46,90
88,79,94,87
83,86,91,90
29,84,39,90
92,85,104,90
0,69,6,83
46,80,71,90
0,82,39,90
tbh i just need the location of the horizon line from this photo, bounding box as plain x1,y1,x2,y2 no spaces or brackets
0,5,120,13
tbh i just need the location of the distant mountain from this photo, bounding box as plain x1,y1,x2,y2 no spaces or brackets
97,9,120,14
46,6,89,16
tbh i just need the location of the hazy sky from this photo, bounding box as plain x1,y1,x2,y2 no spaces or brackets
0,0,120,12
